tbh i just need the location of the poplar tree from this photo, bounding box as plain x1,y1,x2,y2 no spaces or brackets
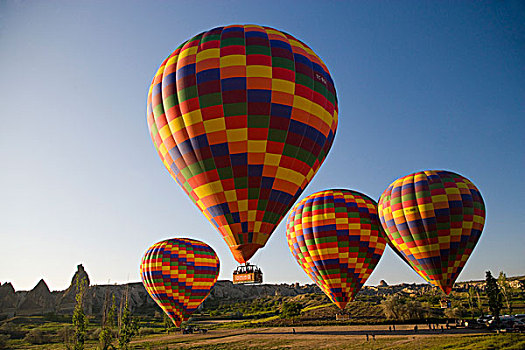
99,294,116,350
485,271,503,323
497,272,513,315
117,291,138,350
72,278,88,350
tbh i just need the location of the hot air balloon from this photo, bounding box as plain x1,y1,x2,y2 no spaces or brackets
140,238,220,327
286,189,386,309
378,170,485,295
146,25,338,279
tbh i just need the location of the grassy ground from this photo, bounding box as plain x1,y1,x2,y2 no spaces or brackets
2,320,524,349
2,284,524,349
128,328,525,350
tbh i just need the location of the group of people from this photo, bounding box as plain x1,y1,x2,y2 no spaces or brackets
364,322,449,341
426,322,446,332
413,323,448,333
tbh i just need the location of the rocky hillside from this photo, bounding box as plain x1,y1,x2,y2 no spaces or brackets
0,265,321,318
2,265,522,319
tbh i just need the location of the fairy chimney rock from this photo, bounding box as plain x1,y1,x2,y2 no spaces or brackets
56,264,91,314
71,264,90,287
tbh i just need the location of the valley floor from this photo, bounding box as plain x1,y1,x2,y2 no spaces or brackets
131,324,524,350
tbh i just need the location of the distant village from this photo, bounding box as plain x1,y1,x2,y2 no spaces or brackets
360,278,524,298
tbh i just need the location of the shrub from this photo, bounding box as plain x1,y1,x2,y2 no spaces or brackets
381,295,429,321
138,327,157,336
280,302,303,319
89,327,101,340
58,325,72,342
0,334,8,350
381,295,405,320
444,305,468,319
44,312,70,323
24,328,48,345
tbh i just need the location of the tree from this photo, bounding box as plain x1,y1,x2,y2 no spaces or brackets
381,295,404,320
24,328,48,345
59,326,73,349
99,294,116,350
444,304,468,320
117,291,138,350
467,286,477,318
0,334,8,350
72,277,88,350
381,295,428,321
404,300,426,320
485,271,503,323
497,272,513,315
280,302,303,319
466,286,485,318
163,313,173,334
476,289,485,317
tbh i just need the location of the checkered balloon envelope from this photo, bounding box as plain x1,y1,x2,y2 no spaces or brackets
140,238,220,326
378,170,486,295
286,189,386,310
146,25,338,264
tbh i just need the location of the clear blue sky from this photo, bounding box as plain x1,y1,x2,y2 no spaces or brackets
1,1,524,291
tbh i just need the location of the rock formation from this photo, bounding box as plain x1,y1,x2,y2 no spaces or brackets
0,265,151,318
56,264,90,314
208,280,320,301
0,265,319,318
2,265,511,318
16,279,55,316
0,283,18,317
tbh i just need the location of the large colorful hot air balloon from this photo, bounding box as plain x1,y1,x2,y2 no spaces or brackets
140,238,220,327
146,25,338,264
378,170,485,295
286,189,386,309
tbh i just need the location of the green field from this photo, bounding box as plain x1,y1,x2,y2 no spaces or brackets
1,278,524,350
1,314,524,350
133,333,525,350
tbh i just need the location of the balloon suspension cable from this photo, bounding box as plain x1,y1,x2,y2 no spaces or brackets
253,244,264,268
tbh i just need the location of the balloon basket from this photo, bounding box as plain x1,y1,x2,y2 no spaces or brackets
232,263,263,284
335,311,350,321
440,298,451,309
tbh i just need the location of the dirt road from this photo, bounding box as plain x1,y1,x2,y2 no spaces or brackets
131,324,496,349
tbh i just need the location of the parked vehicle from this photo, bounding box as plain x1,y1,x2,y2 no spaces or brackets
487,315,525,330
182,325,209,334
464,319,485,329
513,321,525,332
476,315,492,324
514,314,525,322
